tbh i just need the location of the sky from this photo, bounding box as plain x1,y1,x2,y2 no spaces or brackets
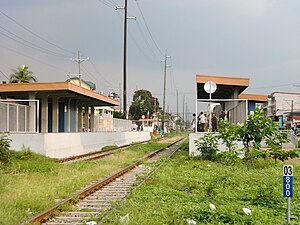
1,0,300,120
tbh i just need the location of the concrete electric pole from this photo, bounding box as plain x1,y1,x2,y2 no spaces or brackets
116,1,136,119
70,50,89,87
162,54,170,133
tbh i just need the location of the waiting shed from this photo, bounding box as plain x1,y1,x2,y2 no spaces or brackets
0,81,119,133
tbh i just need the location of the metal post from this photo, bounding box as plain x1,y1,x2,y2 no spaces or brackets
162,55,167,133
287,197,291,224
78,50,81,86
209,91,212,131
16,105,19,132
176,89,178,131
123,0,128,119
6,102,9,132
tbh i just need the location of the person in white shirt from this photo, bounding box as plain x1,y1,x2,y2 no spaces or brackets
198,112,206,132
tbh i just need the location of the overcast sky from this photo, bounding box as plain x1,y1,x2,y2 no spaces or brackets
1,0,300,118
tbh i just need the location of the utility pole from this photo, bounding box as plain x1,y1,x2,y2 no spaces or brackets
123,0,128,118
291,100,294,124
162,54,170,133
183,95,185,129
70,50,89,87
185,101,188,128
116,1,136,119
177,89,179,130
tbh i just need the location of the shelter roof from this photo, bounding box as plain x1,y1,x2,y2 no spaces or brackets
239,93,268,102
0,82,119,106
196,74,249,99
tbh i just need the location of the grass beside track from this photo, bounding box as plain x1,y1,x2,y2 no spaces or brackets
0,137,180,225
103,143,300,225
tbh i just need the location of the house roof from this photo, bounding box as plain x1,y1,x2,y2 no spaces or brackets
269,92,300,97
67,77,96,90
239,93,268,102
0,82,119,106
196,74,249,99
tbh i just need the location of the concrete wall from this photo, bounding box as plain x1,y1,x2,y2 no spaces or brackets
9,131,151,159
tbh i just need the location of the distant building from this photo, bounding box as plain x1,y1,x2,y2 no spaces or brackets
67,77,96,91
239,93,268,114
267,92,300,124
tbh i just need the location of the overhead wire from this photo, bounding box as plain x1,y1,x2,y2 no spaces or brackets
247,82,300,90
89,60,115,87
0,10,76,56
115,10,156,62
0,44,68,73
0,69,9,80
0,26,72,58
134,0,164,56
97,0,116,9
135,20,159,61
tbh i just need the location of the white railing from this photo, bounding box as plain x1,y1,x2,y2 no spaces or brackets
0,100,39,133
94,116,142,132
287,130,299,148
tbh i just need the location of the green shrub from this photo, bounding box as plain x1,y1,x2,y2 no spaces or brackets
14,146,34,160
218,119,238,152
194,133,218,161
0,133,11,164
217,151,240,166
236,108,274,154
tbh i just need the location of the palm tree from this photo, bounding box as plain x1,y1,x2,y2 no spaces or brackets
9,65,37,83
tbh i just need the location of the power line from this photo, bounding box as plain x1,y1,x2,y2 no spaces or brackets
116,10,156,64
0,44,67,72
247,82,300,90
0,69,9,80
135,20,159,60
0,10,76,56
135,0,164,56
97,0,116,9
89,60,115,87
0,26,71,58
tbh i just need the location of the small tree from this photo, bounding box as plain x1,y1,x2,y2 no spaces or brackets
266,128,288,163
9,65,37,83
129,89,158,120
218,118,238,152
194,133,218,161
0,133,11,165
236,108,273,154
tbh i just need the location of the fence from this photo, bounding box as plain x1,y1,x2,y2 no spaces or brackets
0,100,39,133
287,130,299,148
94,116,142,132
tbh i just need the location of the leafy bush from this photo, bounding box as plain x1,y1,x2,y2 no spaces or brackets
0,133,11,164
194,133,218,161
14,145,34,160
236,108,274,153
218,119,238,152
217,151,240,166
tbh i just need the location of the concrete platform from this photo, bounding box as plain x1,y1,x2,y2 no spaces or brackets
9,131,151,158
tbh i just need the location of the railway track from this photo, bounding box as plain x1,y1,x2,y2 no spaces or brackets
21,137,186,225
56,137,166,164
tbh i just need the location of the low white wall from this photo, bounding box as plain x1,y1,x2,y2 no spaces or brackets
9,131,151,159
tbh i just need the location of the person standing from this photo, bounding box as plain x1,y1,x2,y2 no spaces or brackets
219,111,225,120
211,113,218,132
192,113,196,132
198,112,206,132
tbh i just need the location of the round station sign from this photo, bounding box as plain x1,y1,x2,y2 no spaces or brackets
204,81,217,94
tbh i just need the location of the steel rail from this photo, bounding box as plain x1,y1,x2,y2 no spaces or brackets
55,137,166,163
98,138,186,224
21,137,184,224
